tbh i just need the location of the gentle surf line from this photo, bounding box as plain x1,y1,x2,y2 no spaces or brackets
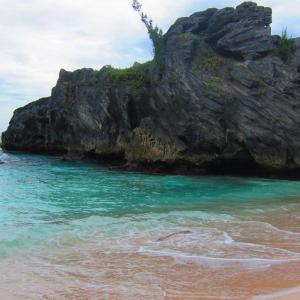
138,248,300,264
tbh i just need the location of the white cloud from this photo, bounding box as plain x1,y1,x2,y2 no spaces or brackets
0,0,299,132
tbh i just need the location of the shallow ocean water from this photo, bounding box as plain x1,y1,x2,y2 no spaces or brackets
0,150,300,299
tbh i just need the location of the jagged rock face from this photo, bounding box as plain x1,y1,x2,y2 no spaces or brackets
165,1,273,63
2,2,300,177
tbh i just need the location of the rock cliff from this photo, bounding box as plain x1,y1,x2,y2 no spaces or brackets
3,2,300,177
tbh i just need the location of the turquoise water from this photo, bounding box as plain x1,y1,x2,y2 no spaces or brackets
0,149,300,254
1,150,300,298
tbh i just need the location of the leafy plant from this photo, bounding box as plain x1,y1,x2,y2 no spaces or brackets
132,0,165,74
279,28,294,61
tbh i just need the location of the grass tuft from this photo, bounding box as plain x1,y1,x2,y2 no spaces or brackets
279,28,294,62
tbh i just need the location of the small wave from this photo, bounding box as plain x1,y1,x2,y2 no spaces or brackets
223,232,234,244
252,221,300,235
233,220,300,237
137,248,300,265
166,210,235,222
137,228,300,264
0,153,20,163
234,241,300,257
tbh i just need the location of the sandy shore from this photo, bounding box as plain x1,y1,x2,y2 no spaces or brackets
254,286,300,299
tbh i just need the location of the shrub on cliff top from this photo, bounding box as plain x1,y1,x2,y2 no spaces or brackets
108,62,150,81
107,61,151,93
279,28,294,62
132,0,165,74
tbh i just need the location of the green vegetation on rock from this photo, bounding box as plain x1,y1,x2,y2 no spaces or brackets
207,79,233,103
107,62,151,94
279,28,294,61
201,49,224,72
63,82,77,103
179,33,194,42
193,38,225,73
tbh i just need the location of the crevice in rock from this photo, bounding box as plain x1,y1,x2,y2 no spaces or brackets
127,97,139,130
206,158,264,177
84,150,126,166
215,48,244,61
205,147,264,176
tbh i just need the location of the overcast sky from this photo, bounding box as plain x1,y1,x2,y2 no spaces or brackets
1,0,300,133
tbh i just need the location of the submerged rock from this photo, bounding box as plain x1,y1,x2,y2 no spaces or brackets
157,231,193,242
2,2,300,177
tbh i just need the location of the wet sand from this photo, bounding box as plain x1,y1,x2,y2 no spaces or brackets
254,286,300,299
1,253,300,299
1,209,300,300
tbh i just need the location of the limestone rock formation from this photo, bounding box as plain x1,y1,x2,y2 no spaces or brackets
2,2,300,177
